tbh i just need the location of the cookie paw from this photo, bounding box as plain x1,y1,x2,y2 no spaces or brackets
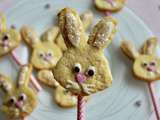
81,84,95,95
66,80,81,93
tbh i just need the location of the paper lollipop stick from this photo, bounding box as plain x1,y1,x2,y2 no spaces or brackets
77,96,86,120
11,51,42,92
120,38,160,120
148,83,160,119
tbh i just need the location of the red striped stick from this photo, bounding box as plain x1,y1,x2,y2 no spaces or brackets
77,96,86,120
11,51,42,92
148,82,160,120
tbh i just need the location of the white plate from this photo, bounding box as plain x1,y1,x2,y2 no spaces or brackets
0,0,159,120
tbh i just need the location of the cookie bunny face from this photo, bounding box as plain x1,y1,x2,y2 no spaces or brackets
0,65,37,119
54,8,117,96
0,13,21,56
121,37,160,82
95,0,126,12
21,26,62,69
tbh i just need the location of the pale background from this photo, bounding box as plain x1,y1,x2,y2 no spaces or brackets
0,0,160,120
127,0,160,40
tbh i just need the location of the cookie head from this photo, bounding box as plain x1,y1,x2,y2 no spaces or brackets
0,13,21,56
0,65,37,119
2,86,37,119
133,55,160,81
121,37,160,82
31,42,62,69
54,8,117,96
21,26,62,69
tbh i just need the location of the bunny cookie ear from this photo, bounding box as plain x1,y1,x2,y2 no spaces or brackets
140,37,158,55
41,26,60,42
80,11,93,31
0,74,12,94
17,65,32,87
120,40,140,60
37,70,59,88
58,8,85,48
55,11,93,52
20,26,39,48
0,12,7,31
88,16,117,50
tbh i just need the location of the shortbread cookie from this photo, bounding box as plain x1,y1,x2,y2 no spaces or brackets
0,13,21,56
121,37,160,82
94,0,126,12
53,8,117,96
20,26,62,69
0,65,37,119
55,11,93,52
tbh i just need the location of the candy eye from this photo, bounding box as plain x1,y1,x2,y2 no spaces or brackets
9,97,16,104
18,93,27,101
47,52,52,57
87,66,96,77
142,62,148,67
39,53,44,58
2,35,9,41
74,63,81,73
150,61,156,66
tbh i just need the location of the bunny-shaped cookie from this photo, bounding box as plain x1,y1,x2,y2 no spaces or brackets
0,65,37,119
121,37,160,82
94,0,126,12
20,26,62,70
53,8,117,96
0,13,21,56
36,11,93,107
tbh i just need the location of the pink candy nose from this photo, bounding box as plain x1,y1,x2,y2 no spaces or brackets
15,102,22,108
75,73,87,83
147,66,156,72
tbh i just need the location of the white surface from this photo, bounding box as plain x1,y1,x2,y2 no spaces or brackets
127,0,160,39
0,0,159,120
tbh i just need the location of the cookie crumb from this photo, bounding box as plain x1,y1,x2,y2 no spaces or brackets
11,24,16,29
134,100,142,107
44,3,51,9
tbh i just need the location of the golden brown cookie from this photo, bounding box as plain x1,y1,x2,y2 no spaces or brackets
0,13,21,57
120,37,160,82
0,65,37,119
53,8,118,96
94,0,126,12
20,26,62,70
